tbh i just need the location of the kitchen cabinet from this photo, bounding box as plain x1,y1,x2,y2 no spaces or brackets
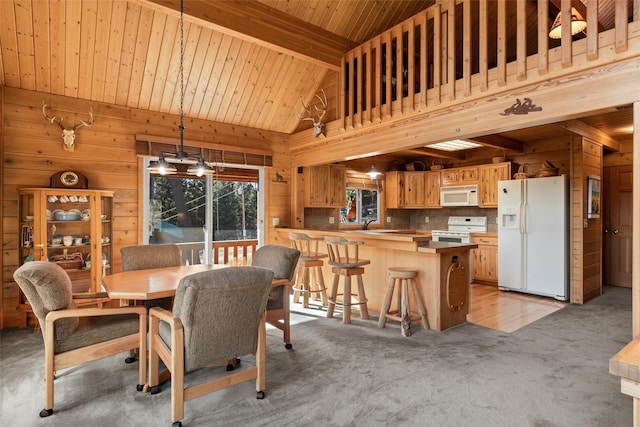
479,162,511,207
425,171,441,208
305,164,346,207
403,172,426,208
471,234,498,284
385,171,404,208
17,188,113,298
386,171,425,209
441,166,479,186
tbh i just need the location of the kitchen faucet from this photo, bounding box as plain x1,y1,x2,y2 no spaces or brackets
362,219,375,230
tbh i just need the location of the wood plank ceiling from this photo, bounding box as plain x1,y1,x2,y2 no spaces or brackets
0,0,432,134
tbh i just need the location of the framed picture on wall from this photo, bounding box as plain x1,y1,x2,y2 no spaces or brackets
587,175,601,219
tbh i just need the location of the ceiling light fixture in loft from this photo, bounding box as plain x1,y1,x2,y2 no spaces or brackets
147,0,214,178
548,7,587,39
426,139,483,151
366,164,381,179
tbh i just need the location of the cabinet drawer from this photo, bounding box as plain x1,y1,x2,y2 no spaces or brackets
471,234,497,246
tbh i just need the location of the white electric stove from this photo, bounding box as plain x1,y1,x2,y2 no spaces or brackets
430,216,487,244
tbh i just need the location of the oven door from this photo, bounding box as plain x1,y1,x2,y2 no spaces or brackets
431,232,470,244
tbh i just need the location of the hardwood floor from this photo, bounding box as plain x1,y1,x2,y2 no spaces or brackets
467,284,567,333
290,284,567,334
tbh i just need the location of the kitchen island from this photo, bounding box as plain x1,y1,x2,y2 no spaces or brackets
273,228,478,331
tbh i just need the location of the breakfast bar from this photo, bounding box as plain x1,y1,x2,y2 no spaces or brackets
275,228,477,331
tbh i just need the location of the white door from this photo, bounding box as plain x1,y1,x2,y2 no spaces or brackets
497,179,524,290
523,176,568,300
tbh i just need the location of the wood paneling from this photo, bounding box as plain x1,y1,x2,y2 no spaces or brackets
0,1,434,137
0,86,290,328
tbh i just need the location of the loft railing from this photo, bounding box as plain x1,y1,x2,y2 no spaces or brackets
341,0,633,130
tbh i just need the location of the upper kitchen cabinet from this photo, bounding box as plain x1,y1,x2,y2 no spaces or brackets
385,171,404,208
305,164,346,207
403,172,426,208
425,171,441,208
386,171,429,209
441,166,479,186
478,162,512,207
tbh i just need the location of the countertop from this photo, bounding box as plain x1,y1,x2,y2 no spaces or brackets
416,241,479,253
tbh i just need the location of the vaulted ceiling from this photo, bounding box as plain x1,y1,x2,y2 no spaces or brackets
0,0,432,135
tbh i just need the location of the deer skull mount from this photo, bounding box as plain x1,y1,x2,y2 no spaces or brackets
42,103,94,152
295,89,328,137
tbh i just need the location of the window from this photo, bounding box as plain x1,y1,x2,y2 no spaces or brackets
147,175,260,243
143,158,265,266
341,187,380,225
148,175,206,244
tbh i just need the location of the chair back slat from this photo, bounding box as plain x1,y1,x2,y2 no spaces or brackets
324,236,369,267
289,232,324,258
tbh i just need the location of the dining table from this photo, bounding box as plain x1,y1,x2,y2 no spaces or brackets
102,264,228,301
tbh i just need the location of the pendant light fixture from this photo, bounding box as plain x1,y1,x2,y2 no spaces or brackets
147,0,214,177
548,7,587,39
366,164,381,180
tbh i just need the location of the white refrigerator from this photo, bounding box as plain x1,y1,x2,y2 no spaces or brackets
497,175,569,301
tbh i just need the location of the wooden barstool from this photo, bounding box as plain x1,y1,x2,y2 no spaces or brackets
324,236,370,324
378,267,429,337
289,232,328,308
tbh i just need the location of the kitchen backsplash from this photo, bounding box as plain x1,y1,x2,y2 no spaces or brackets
303,207,498,233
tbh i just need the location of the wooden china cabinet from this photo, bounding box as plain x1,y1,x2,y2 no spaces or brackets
17,188,113,310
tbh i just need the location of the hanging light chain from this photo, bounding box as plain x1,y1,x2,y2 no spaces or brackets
179,0,185,140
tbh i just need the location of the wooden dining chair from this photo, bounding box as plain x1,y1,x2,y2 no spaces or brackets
148,266,274,427
251,244,301,349
13,261,147,418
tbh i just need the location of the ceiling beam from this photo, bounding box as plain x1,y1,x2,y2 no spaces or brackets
468,135,524,153
556,120,620,151
142,0,352,71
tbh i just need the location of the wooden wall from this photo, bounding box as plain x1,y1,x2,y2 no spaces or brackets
570,137,604,304
1,86,291,329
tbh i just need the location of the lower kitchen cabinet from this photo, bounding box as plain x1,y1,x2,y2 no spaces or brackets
471,234,498,284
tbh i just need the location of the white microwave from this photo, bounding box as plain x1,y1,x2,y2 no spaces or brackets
440,185,479,207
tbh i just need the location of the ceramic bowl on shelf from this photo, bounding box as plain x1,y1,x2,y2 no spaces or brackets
54,211,80,221
24,215,34,221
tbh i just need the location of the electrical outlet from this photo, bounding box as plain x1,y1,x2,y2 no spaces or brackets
386,216,392,223
272,217,280,226
329,217,335,224
424,216,429,223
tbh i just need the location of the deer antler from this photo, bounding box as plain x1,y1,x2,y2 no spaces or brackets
314,88,327,123
294,89,328,137
42,104,94,130
42,104,64,129
73,111,94,130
